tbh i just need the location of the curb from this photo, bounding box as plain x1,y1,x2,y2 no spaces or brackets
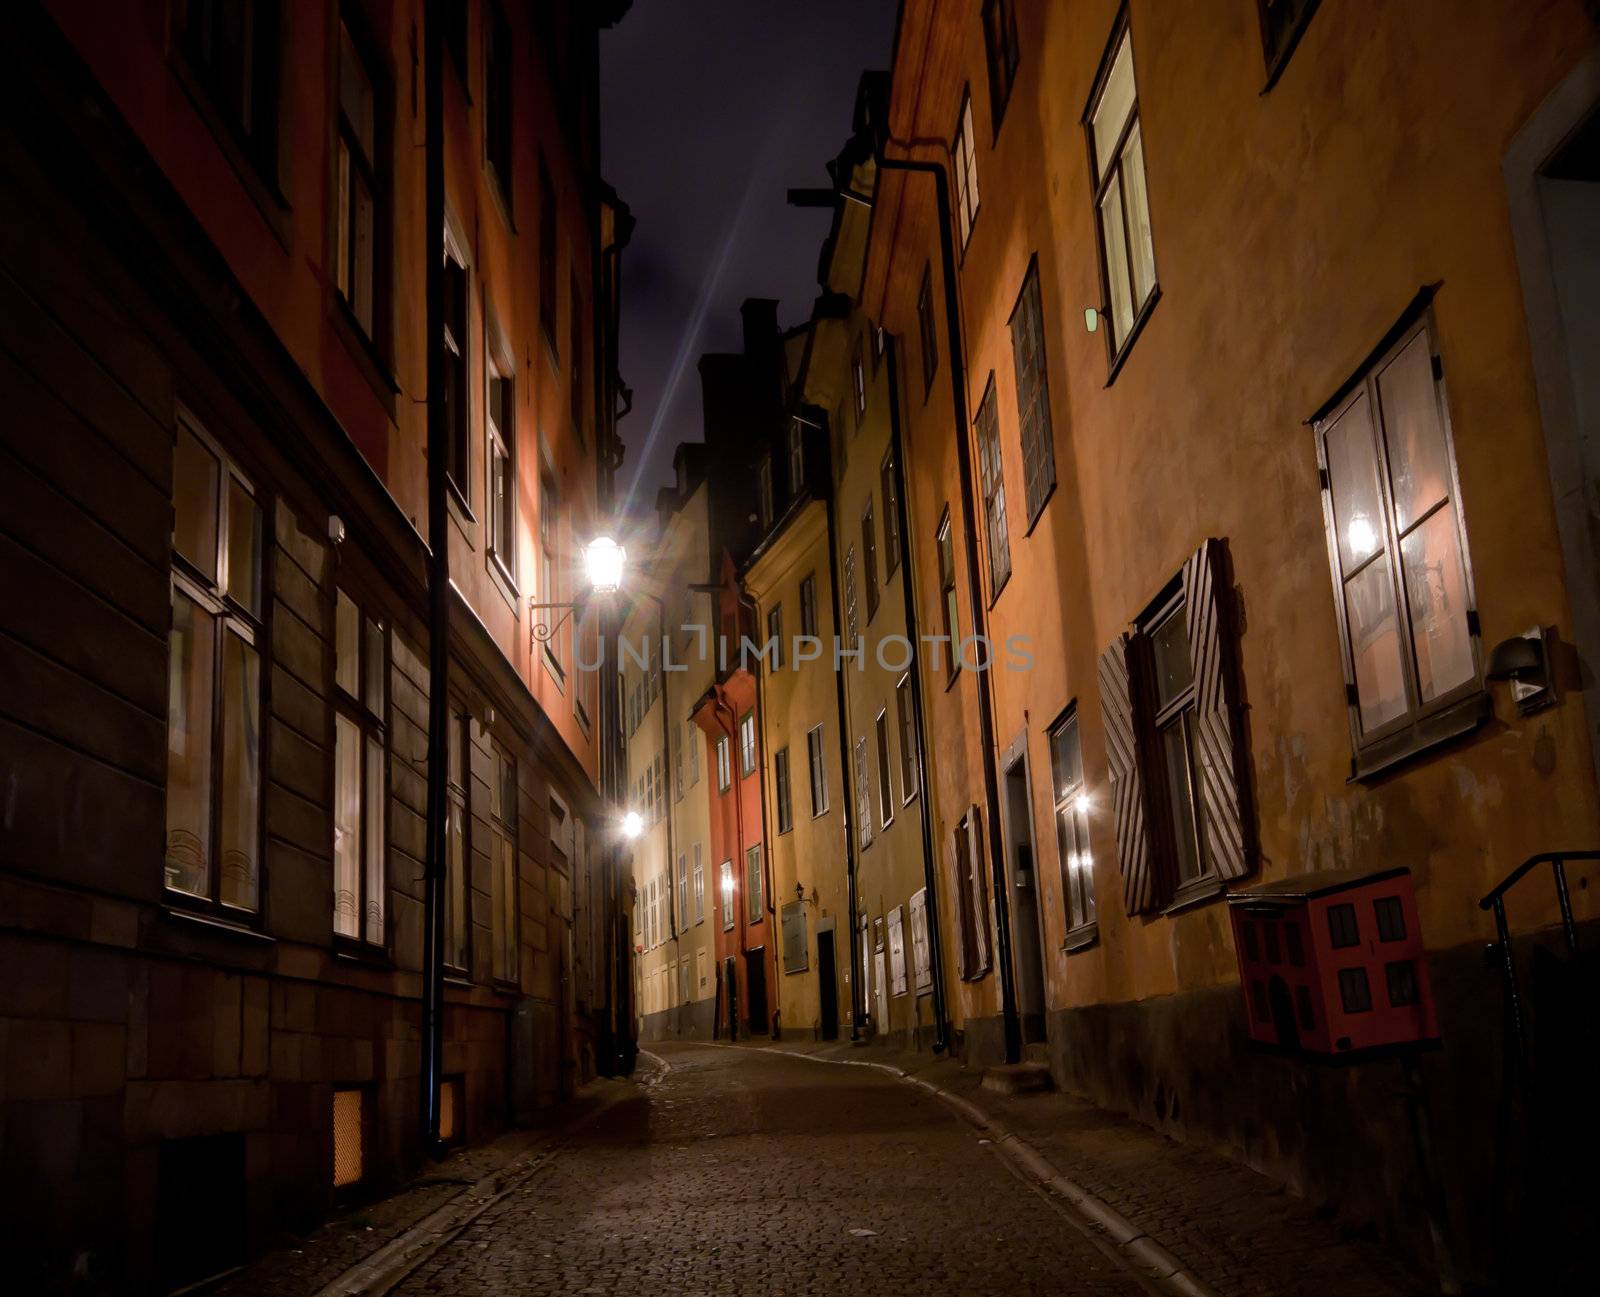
713,1042,1220,1297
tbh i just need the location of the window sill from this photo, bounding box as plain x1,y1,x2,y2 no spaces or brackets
784,963,810,976
446,476,477,544
333,942,392,968
485,164,516,234
443,972,474,989
902,788,921,809
161,905,274,944
486,549,519,612
1022,483,1057,539
988,570,1011,611
542,646,567,693
1161,876,1227,917
880,815,895,833
490,978,522,998
1104,286,1162,387
1061,922,1099,954
1351,690,1492,783
330,298,398,419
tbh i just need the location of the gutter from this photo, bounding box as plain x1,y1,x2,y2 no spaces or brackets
874,146,1021,1065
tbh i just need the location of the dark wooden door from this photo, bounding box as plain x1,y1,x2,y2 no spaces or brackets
745,948,768,1037
817,929,839,1039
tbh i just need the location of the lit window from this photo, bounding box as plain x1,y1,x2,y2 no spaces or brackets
333,588,387,946
953,89,980,248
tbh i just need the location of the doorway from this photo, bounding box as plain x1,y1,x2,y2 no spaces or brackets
723,955,739,1041
1003,751,1049,1044
745,947,768,1037
817,928,839,1040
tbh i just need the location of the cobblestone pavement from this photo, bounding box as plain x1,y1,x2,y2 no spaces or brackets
393,1042,1150,1296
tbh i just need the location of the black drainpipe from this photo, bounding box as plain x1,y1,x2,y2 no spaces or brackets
882,334,949,1055
419,0,448,1152
821,478,865,1041
874,148,1020,1066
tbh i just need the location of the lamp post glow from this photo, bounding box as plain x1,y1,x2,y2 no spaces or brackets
621,810,643,840
584,536,626,595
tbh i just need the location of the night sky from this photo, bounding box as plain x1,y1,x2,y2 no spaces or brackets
601,0,898,519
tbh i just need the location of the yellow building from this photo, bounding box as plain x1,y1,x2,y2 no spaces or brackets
629,446,720,1039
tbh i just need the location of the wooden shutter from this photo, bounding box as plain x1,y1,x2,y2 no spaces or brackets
1097,637,1157,914
966,804,991,971
947,832,970,977
1180,538,1254,882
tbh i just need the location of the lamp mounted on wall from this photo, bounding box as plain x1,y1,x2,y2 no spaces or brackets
528,535,627,651
1486,625,1556,715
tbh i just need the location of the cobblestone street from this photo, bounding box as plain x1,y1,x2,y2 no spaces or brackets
391,1043,1147,1296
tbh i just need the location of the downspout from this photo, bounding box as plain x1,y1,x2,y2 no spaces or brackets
651,594,680,1024
419,0,448,1151
883,333,949,1055
821,481,865,1041
713,689,744,1038
875,148,1020,1066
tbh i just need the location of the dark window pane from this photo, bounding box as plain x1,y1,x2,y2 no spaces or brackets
174,426,220,579
225,477,262,616
1327,902,1360,948
1385,959,1419,1007
1338,966,1372,1013
1374,896,1406,942
166,591,216,898
218,630,261,911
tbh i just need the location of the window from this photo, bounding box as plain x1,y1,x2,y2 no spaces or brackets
675,734,685,801
442,239,470,497
843,544,859,645
774,746,793,833
165,419,264,917
1095,539,1254,915
1010,260,1056,526
788,419,806,494
807,724,828,816
688,720,700,786
745,845,763,925
852,344,867,422
917,263,938,394
951,806,991,978
692,842,705,923
484,1,512,205
953,89,980,249
334,17,383,342
538,158,558,353
487,347,515,580
909,889,932,992
570,271,585,444
1375,896,1407,942
652,754,663,823
982,0,1020,132
441,0,467,78
176,0,280,182
875,709,894,828
799,573,818,638
854,736,873,851
758,457,774,529
445,715,470,972
1338,966,1373,1014
895,674,919,803
1314,312,1481,776
720,859,734,930
739,710,756,777
937,511,959,678
333,588,386,945
767,604,784,670
540,472,564,681
716,735,731,791
887,905,907,996
1327,903,1359,948
1085,15,1157,366
781,901,808,973
880,451,902,578
1050,707,1097,946
975,376,1011,596
861,499,880,621
489,740,518,982
677,853,688,930
1257,0,1322,89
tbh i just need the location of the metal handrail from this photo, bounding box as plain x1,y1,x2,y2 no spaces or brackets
1478,850,1595,1070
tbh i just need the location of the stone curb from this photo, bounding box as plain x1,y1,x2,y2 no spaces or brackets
715,1042,1221,1297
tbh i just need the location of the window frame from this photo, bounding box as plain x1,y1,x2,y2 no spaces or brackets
854,735,874,851
692,842,706,924
483,0,513,215
936,509,960,683
1082,8,1160,380
807,723,829,817
895,673,920,805
739,710,756,778
1312,307,1486,778
1257,0,1323,92
788,418,806,494
843,544,859,645
745,844,764,926
332,10,389,356
875,708,895,830
1048,704,1097,951
774,745,794,834
331,585,389,952
952,87,981,253
720,858,735,931
974,373,1011,601
485,307,517,593
880,450,902,578
444,711,471,973
173,0,284,192
487,738,520,984
165,415,268,922
716,734,732,792
917,263,938,397
442,227,472,510
799,572,819,638
861,497,880,623
569,268,586,446
1009,257,1057,530
538,156,559,359
982,0,1020,138
767,603,784,671
539,468,566,687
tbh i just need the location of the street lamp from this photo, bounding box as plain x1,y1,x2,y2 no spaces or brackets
529,535,628,649
621,810,643,840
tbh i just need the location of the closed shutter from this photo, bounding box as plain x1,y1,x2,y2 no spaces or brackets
966,805,990,972
1181,538,1253,881
947,832,970,976
1097,636,1157,914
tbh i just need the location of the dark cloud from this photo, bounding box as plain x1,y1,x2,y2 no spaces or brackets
601,0,897,515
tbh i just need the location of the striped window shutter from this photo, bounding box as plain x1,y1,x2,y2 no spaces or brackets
1097,636,1157,914
1180,538,1254,881
947,833,969,976
965,805,990,971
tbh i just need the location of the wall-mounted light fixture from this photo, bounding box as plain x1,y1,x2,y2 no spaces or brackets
1486,626,1555,715
794,882,818,908
529,535,627,652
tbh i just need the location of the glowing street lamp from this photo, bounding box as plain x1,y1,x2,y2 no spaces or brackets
621,810,643,840
583,536,626,595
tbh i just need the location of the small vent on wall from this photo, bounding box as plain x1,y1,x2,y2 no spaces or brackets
439,1076,464,1144
333,1088,365,1189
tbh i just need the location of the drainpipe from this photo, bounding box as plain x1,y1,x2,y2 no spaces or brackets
713,688,745,1038
875,147,1020,1066
419,0,448,1151
733,588,779,1036
821,482,865,1042
648,594,680,1027
882,334,949,1055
